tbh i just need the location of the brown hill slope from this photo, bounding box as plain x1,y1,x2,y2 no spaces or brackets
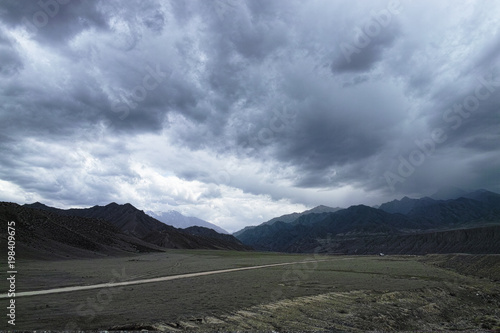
144,226,252,251
16,202,251,256
25,202,168,238
0,202,165,260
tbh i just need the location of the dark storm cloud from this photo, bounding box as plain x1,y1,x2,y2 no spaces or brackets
227,60,409,190
379,64,500,196
0,72,111,138
180,0,498,198
0,1,177,136
0,29,23,77
0,0,108,43
1,0,500,218
331,24,401,73
0,1,287,140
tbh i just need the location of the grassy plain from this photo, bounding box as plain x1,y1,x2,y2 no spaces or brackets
1,250,499,331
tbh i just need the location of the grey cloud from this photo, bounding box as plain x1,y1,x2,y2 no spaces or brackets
1,0,500,223
474,36,500,70
0,29,23,77
0,47,23,77
199,186,222,200
228,65,409,189
140,6,166,33
331,21,401,73
228,15,289,60
0,137,139,206
0,0,108,44
0,75,110,138
177,170,210,183
423,71,500,151
169,0,195,25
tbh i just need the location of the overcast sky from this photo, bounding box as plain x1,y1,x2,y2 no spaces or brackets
1,0,499,232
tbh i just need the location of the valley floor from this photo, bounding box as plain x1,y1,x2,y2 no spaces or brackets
1,251,499,331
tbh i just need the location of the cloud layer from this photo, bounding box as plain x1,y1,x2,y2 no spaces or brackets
1,0,499,231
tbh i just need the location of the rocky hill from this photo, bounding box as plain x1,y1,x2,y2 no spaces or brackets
25,202,167,238
0,202,165,260
10,202,250,259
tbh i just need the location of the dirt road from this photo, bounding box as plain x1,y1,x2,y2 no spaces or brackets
0,259,334,298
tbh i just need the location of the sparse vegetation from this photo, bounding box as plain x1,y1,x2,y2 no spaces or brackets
4,252,499,331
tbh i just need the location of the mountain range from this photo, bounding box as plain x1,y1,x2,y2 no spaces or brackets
234,189,500,255
0,202,249,260
233,205,342,237
2,188,499,259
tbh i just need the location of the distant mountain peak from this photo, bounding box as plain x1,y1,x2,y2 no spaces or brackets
233,204,343,236
303,205,343,214
378,195,436,215
148,210,228,234
346,204,372,211
234,189,500,254
165,210,183,216
29,201,51,208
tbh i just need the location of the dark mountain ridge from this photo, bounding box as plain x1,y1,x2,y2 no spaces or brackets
25,202,167,238
18,201,250,257
379,196,436,215
0,202,165,260
233,205,342,237
235,190,500,254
